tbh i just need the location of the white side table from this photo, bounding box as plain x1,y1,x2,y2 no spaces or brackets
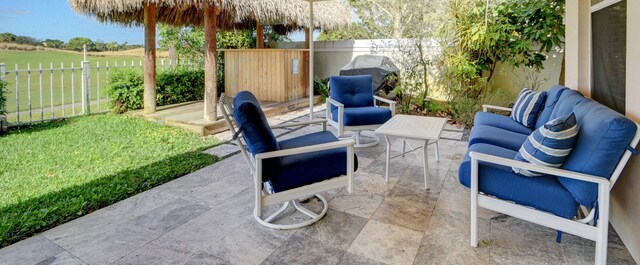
374,115,448,189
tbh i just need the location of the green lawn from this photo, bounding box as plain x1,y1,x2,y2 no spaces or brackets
0,50,144,120
0,114,220,247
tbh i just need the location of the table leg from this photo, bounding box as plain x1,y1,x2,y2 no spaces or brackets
402,139,406,157
435,140,440,162
422,140,429,189
385,136,391,182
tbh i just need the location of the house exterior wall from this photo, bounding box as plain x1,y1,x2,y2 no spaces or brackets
567,0,640,262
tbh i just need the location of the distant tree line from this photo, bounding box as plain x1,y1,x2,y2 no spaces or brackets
0,32,142,52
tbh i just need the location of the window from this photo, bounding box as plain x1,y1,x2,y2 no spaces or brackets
591,0,626,114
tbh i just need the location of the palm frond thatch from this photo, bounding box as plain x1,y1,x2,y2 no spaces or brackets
67,0,351,30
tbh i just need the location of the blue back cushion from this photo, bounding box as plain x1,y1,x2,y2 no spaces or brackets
233,91,279,156
559,99,638,206
329,75,374,109
513,113,579,177
549,89,589,120
535,85,568,128
510,88,547,128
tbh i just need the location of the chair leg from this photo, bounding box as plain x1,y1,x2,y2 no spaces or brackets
435,140,440,162
595,185,610,265
353,131,380,148
470,157,479,247
254,194,328,230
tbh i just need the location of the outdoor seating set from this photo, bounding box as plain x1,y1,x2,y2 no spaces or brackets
222,76,639,265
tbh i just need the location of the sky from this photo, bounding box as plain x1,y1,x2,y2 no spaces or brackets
0,0,310,45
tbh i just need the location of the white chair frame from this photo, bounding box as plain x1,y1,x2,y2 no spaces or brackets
219,94,355,229
326,93,396,148
471,104,640,265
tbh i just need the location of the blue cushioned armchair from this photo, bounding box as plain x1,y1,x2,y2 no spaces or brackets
219,92,357,229
326,75,396,147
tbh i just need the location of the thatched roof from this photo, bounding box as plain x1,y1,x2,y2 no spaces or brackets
68,0,351,30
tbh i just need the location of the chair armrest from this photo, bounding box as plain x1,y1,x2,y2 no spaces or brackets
255,139,355,160
270,119,327,129
326,97,344,108
469,151,610,185
373,96,396,116
373,96,396,105
482,104,512,113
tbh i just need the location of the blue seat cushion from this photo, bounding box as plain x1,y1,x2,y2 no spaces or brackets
535,85,568,128
558,99,638,206
474,112,533,135
329,75,374,110
266,131,359,192
510,88,547,128
331,106,392,126
469,125,529,151
458,143,579,219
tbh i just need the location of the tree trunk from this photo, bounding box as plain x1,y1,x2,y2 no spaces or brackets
559,50,566,85
256,23,265,48
143,3,157,114
203,5,218,122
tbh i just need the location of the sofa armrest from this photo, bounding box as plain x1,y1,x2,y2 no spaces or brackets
469,151,610,185
271,119,327,131
373,96,397,116
482,104,512,113
326,97,344,108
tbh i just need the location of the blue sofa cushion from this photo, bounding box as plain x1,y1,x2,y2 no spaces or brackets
510,88,547,128
473,112,533,135
329,75,374,110
558,99,638,206
331,106,392,126
469,125,529,151
513,113,579,176
549,89,589,120
266,131,359,192
459,143,579,219
535,85,568,128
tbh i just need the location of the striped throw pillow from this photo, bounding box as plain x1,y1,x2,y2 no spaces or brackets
513,113,579,177
510,88,547,128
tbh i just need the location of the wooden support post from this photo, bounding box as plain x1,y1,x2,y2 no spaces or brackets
204,5,218,122
304,28,311,49
256,23,265,48
143,3,157,114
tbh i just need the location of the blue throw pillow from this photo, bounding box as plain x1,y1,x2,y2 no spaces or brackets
511,88,547,128
513,113,579,177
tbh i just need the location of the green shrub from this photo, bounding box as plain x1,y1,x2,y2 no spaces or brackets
107,68,205,113
0,79,6,116
157,68,205,106
106,68,144,113
314,77,329,100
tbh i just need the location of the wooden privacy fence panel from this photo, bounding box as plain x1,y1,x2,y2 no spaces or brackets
223,49,308,102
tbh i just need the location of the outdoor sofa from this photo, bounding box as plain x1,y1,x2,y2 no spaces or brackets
458,85,640,264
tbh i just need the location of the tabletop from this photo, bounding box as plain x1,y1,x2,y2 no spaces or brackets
374,114,448,140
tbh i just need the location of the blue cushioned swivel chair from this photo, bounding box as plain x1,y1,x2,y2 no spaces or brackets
326,75,396,147
219,91,358,229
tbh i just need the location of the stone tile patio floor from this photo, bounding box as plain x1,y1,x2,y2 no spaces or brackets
1,108,637,265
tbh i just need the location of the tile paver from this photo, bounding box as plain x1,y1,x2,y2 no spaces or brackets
1,105,637,265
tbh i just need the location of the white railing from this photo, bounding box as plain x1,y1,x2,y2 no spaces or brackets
0,58,195,128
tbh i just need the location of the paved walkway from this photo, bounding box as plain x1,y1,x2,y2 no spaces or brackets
0,108,636,265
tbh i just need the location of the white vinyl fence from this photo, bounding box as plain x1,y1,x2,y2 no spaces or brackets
0,58,192,128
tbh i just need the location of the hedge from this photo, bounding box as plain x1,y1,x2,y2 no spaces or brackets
107,68,205,113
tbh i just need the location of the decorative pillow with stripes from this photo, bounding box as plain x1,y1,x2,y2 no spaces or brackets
510,88,547,128
513,113,579,177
